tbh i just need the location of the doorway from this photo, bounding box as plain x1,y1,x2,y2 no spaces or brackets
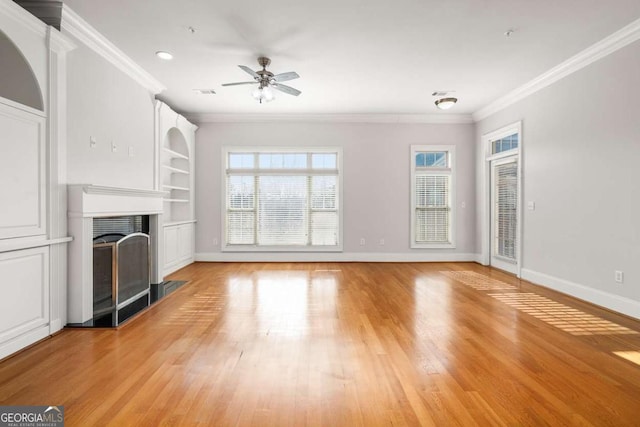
483,122,522,276
490,156,518,274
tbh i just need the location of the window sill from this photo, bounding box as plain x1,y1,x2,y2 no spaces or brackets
411,243,456,249
222,245,343,253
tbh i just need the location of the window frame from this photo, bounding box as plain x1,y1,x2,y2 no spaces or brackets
221,146,343,252
410,145,456,249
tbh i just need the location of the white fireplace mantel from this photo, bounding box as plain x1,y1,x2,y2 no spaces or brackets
68,184,166,218
67,185,165,324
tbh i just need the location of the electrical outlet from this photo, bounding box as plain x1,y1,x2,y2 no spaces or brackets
89,136,97,148
527,201,536,211
111,141,117,153
212,237,218,246
615,270,624,284
128,146,135,157
461,201,466,208
379,238,385,246
359,238,365,246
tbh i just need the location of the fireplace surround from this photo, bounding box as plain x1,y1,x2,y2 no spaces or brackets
67,185,165,325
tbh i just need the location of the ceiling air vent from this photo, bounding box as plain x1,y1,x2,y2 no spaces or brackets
432,91,453,97
193,89,216,95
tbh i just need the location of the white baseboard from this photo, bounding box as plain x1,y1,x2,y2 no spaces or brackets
521,268,640,320
49,319,62,334
163,257,195,277
195,252,479,263
0,325,50,362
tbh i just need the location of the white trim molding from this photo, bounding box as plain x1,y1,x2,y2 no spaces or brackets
521,268,640,320
473,17,640,121
196,252,479,263
60,5,166,94
186,113,475,125
0,0,48,37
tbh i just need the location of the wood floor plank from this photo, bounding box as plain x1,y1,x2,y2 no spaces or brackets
1,262,640,426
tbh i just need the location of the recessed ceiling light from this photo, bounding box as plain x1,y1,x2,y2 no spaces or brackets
156,51,173,60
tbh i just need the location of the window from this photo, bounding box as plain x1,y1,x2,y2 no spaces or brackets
224,148,341,251
491,133,518,154
411,145,455,248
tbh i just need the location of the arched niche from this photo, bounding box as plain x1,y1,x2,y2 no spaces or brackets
0,29,44,111
164,127,189,157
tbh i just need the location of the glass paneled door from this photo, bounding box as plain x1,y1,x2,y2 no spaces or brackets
491,156,518,274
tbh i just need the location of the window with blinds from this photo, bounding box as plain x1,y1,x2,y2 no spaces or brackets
494,162,517,259
224,150,341,250
411,146,455,248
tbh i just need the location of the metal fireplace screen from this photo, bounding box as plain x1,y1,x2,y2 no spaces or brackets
116,233,150,304
92,233,150,323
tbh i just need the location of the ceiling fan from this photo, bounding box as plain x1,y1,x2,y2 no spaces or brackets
222,57,301,103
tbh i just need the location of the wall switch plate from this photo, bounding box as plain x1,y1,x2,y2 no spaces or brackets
90,136,97,148
379,238,385,246
212,237,219,246
461,201,466,208
359,238,365,246
111,141,117,153
527,201,536,210
128,146,135,157
615,270,624,283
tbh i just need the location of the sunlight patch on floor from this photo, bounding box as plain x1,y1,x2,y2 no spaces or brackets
489,293,639,336
441,271,518,290
613,351,640,366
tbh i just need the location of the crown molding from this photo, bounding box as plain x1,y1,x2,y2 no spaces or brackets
14,0,63,29
474,17,640,122
185,113,474,124
60,5,166,94
0,0,48,37
48,26,76,54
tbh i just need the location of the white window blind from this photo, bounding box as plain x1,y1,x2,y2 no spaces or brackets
411,146,455,248
415,175,450,243
224,150,340,250
494,162,517,259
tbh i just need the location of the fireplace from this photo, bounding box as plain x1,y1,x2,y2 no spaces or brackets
67,185,165,326
92,215,151,325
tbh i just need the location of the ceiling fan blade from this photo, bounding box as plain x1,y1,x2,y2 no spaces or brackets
222,81,258,87
272,83,301,96
273,71,300,82
238,65,260,79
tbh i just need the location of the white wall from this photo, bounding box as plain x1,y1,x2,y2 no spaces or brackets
476,40,640,317
65,38,155,189
195,121,476,260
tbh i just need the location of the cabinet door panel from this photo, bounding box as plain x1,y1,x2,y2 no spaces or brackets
164,226,178,267
0,104,45,239
0,247,49,343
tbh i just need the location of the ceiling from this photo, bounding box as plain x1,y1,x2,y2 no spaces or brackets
61,0,640,116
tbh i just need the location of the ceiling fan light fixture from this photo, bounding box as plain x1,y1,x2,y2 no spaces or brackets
252,86,275,103
435,97,458,110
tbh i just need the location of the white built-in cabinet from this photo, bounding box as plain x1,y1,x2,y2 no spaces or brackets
155,101,197,277
0,2,74,360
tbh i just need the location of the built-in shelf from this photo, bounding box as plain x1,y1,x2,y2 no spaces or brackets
162,165,189,174
163,184,189,191
163,147,188,160
163,219,197,227
164,198,189,203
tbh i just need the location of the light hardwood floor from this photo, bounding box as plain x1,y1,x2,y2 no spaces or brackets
1,262,640,426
